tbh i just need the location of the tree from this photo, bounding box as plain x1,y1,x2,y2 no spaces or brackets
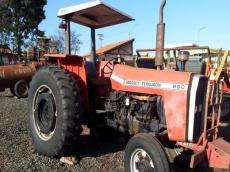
71,31,82,55
0,0,12,46
0,0,47,54
0,31,11,46
50,31,65,53
50,31,82,55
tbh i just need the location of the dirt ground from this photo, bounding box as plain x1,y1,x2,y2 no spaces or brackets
0,90,229,172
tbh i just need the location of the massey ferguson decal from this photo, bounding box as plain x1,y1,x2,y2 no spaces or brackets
111,74,188,91
125,80,188,91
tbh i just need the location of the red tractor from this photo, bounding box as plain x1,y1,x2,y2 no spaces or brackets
28,1,230,171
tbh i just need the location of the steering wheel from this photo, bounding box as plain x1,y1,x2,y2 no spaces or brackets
102,57,119,75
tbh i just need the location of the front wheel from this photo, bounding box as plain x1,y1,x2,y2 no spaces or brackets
28,66,83,156
124,133,170,172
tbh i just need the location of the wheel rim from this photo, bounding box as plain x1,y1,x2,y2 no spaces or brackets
130,149,155,172
17,81,28,97
33,85,57,141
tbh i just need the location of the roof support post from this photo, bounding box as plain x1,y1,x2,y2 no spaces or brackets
90,28,97,65
86,27,97,77
65,20,71,54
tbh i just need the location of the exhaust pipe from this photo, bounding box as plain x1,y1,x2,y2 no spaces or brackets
155,0,166,70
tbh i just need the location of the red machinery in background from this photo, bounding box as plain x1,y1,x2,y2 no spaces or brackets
0,62,41,98
0,45,43,98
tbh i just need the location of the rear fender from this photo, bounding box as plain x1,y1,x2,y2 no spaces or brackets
58,56,89,111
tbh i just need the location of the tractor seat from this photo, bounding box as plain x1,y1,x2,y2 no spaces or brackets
183,59,206,74
136,58,157,69
84,61,110,86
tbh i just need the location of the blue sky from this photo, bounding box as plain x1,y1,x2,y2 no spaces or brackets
39,0,230,55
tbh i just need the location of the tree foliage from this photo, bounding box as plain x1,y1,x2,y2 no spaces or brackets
0,0,47,54
50,31,82,55
0,31,11,45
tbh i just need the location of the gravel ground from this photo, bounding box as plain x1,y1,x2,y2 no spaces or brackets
0,89,229,172
0,90,126,172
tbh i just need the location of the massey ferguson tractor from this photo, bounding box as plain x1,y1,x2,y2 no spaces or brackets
28,0,230,171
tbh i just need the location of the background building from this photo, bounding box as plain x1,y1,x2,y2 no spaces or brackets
0,45,18,66
84,39,135,61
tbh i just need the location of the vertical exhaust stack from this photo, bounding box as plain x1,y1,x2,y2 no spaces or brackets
155,0,166,70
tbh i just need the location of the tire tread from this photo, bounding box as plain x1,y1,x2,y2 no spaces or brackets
29,65,83,156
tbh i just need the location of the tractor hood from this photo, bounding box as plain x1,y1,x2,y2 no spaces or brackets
110,64,208,143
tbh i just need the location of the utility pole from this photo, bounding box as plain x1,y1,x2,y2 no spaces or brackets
197,27,206,44
97,34,104,48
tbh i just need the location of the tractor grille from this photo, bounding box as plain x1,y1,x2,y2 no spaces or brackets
193,76,208,141
188,74,208,142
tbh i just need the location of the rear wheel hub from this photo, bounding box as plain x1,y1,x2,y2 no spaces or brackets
36,94,55,134
33,86,57,140
131,149,155,172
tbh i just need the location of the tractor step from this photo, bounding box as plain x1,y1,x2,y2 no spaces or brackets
209,138,230,155
208,138,230,169
190,138,230,169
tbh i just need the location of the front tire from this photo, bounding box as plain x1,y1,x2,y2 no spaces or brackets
125,133,170,172
28,66,83,156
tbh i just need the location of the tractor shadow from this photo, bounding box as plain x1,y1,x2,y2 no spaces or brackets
68,129,130,161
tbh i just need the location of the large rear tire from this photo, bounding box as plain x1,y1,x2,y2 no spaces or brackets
28,66,83,156
124,133,170,172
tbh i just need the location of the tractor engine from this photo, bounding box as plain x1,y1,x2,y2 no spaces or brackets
105,91,166,134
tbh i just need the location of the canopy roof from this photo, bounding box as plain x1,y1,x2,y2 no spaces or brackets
57,0,134,29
